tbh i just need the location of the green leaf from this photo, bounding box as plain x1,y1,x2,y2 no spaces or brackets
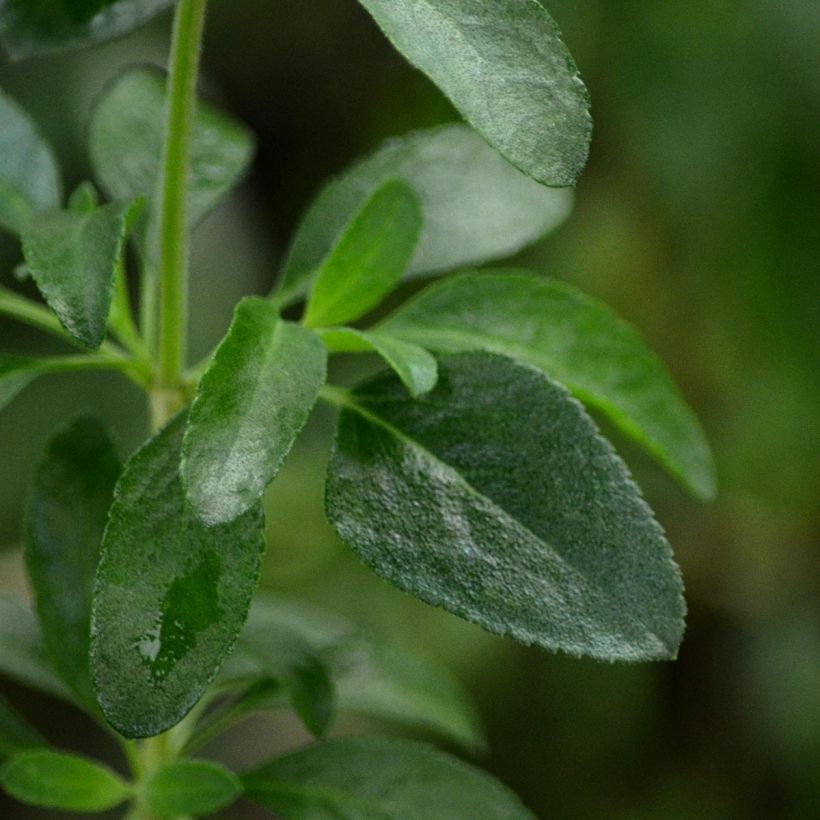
91,413,266,738
22,199,142,349
67,180,99,213
0,749,130,812
379,271,717,500
141,759,241,818
0,87,61,236
320,327,438,398
243,737,535,819
0,0,176,59
325,353,685,662
89,67,254,233
279,125,573,302
183,297,327,526
303,179,422,328
355,0,591,187
0,695,46,760
25,418,120,710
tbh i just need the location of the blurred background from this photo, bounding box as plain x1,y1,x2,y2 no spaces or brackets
1,1,819,817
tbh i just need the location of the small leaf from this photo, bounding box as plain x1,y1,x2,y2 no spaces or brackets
0,87,61,235
25,418,121,709
279,125,572,302
355,0,591,187
379,271,717,500
141,759,241,818
67,180,99,213
243,737,535,819
91,413,266,738
326,353,685,662
303,179,422,328
183,297,327,526
0,695,46,760
0,749,130,812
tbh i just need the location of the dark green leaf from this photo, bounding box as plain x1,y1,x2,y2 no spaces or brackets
141,759,241,817
243,737,535,819
0,695,46,760
25,418,120,709
91,413,266,738
379,271,716,500
279,125,572,302
325,353,685,662
356,0,591,187
303,179,422,328
0,749,130,812
0,87,61,235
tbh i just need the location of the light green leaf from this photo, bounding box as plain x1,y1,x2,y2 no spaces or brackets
183,297,326,526
0,695,46,760
243,737,535,819
0,87,61,235
379,271,716,500
356,0,591,187
279,125,573,301
25,418,120,710
0,749,130,812
325,353,686,662
303,179,422,328
91,413,266,738
67,180,99,213
141,759,241,818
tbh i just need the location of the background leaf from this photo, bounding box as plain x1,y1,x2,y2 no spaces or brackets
141,759,241,817
0,696,46,760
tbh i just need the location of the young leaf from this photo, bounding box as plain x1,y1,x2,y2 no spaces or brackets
25,418,121,710
242,737,535,819
325,353,686,662
279,125,572,301
141,759,242,818
22,199,142,349
0,88,61,236
0,749,130,812
320,327,438,398
379,271,717,500
67,180,100,213
303,179,422,329
183,298,326,526
355,0,591,187
91,413,266,738
0,695,46,760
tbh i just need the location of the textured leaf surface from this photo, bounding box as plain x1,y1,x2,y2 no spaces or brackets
142,759,241,817
304,179,422,328
326,353,685,661
91,414,266,738
243,737,535,819
0,696,46,760
356,0,591,187
279,125,572,300
25,418,120,709
379,271,716,500
183,298,326,525
0,87,61,235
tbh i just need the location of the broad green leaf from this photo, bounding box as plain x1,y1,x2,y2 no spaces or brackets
0,0,176,59
141,759,241,817
243,737,535,819
356,0,591,187
303,179,422,328
325,353,686,662
279,125,573,301
91,413,266,738
379,271,717,500
22,199,142,349
0,749,130,812
89,67,254,232
320,327,438,398
0,695,46,760
183,298,326,526
25,418,120,709
0,87,61,235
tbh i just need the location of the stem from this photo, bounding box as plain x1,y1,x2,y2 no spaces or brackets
109,255,148,360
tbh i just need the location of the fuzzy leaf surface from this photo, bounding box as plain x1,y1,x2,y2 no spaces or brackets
142,759,241,817
0,696,46,760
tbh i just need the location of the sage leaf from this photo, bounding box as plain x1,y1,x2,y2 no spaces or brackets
303,179,422,328
326,353,686,662
379,271,717,500
279,125,572,302
142,759,242,818
243,737,535,819
183,298,326,526
91,413,266,738
356,0,591,187
0,87,61,236
0,695,46,760
0,749,130,812
25,418,120,710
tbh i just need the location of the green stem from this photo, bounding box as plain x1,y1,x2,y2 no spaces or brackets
110,255,148,361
